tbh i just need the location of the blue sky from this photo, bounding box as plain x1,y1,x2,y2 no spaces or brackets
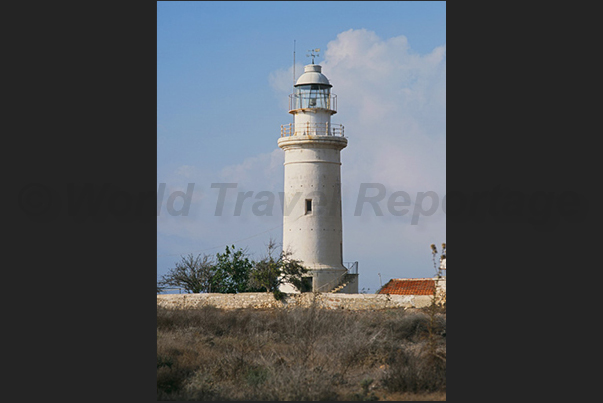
157,1,446,293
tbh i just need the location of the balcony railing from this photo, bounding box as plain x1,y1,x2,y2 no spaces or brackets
289,93,337,113
344,261,358,275
280,122,344,137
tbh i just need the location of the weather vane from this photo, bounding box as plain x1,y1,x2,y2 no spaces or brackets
306,48,320,64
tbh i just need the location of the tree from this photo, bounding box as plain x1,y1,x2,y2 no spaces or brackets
430,243,446,306
211,245,262,293
158,253,216,293
249,239,309,299
427,243,447,365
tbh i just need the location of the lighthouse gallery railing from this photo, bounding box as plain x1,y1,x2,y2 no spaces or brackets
280,122,344,137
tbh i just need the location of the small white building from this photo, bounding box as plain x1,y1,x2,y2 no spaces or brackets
278,63,357,293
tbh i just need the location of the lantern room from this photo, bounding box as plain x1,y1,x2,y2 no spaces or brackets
289,64,337,113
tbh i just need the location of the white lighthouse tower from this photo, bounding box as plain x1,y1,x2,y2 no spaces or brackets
278,61,358,293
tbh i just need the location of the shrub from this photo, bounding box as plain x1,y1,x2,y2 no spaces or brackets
382,345,446,393
157,307,445,400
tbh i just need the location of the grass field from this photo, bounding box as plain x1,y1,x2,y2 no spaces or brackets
157,302,446,400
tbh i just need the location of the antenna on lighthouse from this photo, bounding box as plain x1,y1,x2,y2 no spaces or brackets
293,40,296,90
306,48,320,64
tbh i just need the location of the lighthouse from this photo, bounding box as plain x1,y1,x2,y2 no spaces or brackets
278,63,358,293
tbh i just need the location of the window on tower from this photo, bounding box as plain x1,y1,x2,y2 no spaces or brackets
305,199,312,214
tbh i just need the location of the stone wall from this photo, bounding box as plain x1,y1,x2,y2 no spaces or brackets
157,292,434,311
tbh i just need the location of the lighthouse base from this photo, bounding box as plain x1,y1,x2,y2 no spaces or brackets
279,267,358,294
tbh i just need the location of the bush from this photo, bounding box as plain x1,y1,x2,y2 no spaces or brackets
382,346,446,393
157,307,445,400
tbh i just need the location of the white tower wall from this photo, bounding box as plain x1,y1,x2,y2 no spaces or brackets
292,112,331,134
278,63,356,294
279,139,346,269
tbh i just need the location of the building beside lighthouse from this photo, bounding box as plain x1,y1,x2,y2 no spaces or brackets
278,63,358,294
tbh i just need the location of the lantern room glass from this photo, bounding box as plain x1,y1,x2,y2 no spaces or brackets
293,84,331,110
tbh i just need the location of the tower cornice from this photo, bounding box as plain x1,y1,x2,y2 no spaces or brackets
277,135,348,151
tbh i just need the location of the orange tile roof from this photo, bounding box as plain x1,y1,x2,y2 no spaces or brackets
377,278,436,295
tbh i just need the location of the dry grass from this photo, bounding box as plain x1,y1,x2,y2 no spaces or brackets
157,303,446,400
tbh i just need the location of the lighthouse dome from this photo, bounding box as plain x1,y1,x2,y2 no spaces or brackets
295,64,332,87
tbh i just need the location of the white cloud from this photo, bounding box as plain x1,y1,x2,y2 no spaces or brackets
320,29,446,194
